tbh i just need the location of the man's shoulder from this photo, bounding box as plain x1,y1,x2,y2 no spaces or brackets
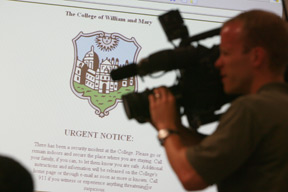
232,83,288,107
225,83,288,121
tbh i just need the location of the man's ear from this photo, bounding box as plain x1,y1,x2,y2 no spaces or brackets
250,47,268,68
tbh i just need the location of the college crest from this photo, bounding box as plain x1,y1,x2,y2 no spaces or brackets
71,31,141,117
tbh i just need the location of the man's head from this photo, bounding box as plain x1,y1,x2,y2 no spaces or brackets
215,10,288,94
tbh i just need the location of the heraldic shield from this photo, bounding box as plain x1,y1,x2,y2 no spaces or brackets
71,31,141,117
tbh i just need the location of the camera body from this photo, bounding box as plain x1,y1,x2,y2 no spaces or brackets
121,44,233,127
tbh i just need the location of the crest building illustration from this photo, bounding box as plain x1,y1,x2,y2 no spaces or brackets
71,31,141,117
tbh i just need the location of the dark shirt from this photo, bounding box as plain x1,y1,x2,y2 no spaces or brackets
187,83,288,192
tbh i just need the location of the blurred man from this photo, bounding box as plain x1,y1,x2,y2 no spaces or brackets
0,156,34,192
149,10,288,191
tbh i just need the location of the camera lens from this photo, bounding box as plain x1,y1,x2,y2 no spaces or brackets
122,90,152,123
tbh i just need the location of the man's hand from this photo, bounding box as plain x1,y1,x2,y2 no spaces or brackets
148,87,181,130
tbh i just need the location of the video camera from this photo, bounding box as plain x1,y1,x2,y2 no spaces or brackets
110,10,234,128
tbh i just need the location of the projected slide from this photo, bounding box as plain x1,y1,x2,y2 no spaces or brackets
0,0,282,192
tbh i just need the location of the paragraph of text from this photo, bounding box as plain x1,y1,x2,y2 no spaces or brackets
31,142,165,191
